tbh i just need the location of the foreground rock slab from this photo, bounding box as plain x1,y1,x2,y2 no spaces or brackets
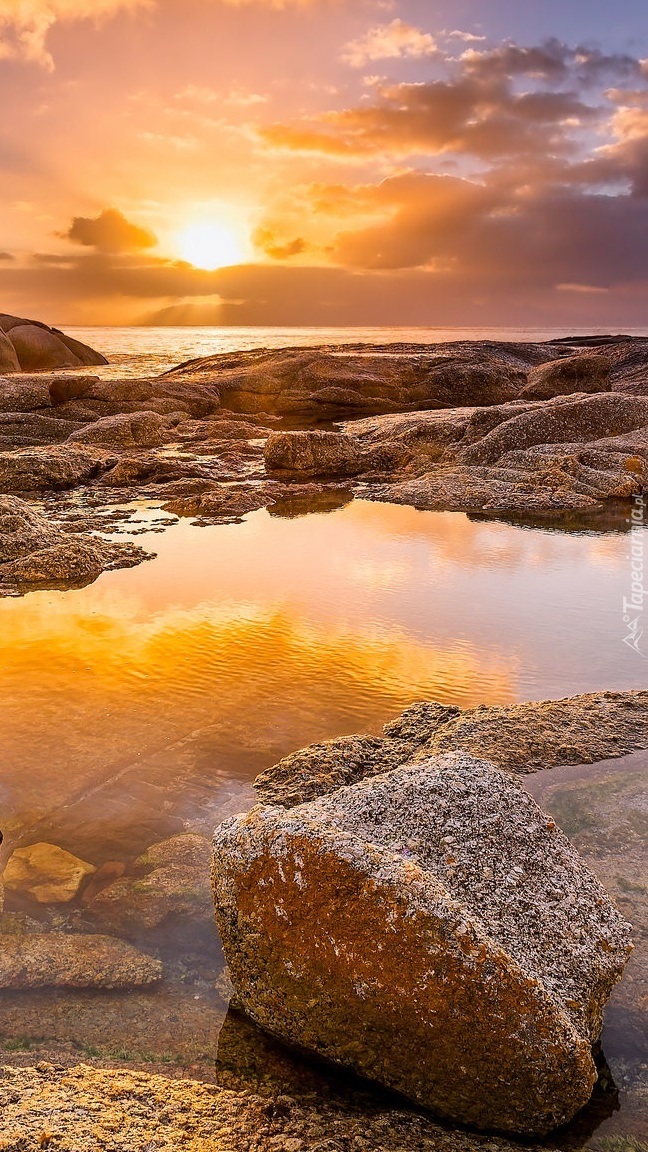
0,1062,527,1152
0,495,151,596
213,754,632,1135
0,933,162,988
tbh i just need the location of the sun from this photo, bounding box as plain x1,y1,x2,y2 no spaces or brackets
177,221,245,270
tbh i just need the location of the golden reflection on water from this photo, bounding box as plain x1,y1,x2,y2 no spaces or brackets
0,500,643,847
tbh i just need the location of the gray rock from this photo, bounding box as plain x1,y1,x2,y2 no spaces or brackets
213,755,632,1135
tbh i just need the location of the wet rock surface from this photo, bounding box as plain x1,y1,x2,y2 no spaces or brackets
89,834,214,934
0,335,648,597
3,843,95,905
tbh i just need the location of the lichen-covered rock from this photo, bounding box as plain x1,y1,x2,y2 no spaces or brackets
213,755,632,1134
521,354,612,400
0,933,162,988
2,842,96,904
0,1061,477,1152
67,410,167,449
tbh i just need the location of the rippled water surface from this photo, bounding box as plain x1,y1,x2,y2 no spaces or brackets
0,496,646,1144
1,501,645,846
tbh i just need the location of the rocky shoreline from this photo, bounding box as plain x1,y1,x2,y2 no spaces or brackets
1,331,648,595
1,327,647,1147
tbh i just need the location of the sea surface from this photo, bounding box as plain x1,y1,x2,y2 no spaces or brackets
1,327,647,1144
66,324,648,379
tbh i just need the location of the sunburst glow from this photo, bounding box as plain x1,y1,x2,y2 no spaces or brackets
177,221,245,270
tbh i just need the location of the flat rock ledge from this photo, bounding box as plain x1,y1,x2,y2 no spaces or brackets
254,690,648,808
213,755,632,1135
0,1062,556,1152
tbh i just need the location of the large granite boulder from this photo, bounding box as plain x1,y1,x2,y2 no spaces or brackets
0,314,107,371
213,754,632,1135
0,329,21,372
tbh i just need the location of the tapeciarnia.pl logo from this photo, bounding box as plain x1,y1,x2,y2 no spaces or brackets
622,495,646,658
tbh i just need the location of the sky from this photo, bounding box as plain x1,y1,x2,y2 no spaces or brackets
2,0,648,326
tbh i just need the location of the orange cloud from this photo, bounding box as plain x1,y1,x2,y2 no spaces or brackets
65,209,158,253
341,19,437,67
0,0,152,68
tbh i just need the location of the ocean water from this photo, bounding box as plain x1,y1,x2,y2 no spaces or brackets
66,324,648,379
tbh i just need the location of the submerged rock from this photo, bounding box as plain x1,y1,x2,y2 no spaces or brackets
213,755,632,1135
0,933,162,988
2,842,96,904
0,1062,475,1152
90,833,213,933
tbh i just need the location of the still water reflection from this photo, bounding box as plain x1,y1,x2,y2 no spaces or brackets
0,499,646,1145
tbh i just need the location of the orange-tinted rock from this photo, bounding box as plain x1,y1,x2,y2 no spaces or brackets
213,755,632,1135
3,843,95,904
